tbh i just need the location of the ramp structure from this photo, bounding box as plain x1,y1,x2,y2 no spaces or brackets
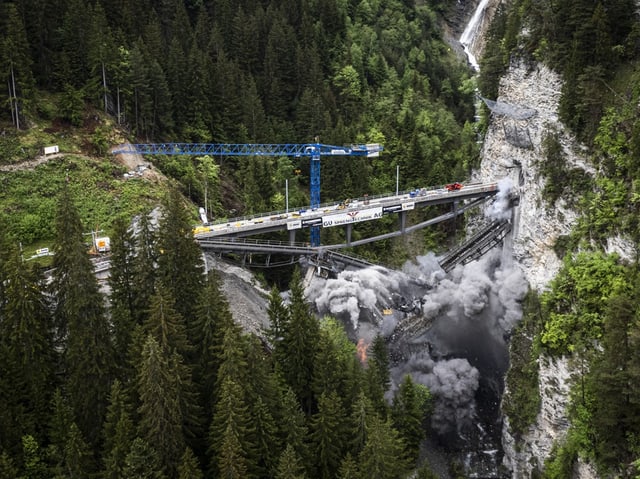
438,219,511,272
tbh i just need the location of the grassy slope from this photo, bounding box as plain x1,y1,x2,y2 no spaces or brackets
0,93,174,256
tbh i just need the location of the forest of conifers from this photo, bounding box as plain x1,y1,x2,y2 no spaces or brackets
0,182,437,478
1,1,470,477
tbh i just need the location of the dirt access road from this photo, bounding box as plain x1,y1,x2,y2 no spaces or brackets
0,142,163,182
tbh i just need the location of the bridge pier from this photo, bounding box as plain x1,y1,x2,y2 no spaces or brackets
345,224,352,245
400,211,407,233
289,229,296,244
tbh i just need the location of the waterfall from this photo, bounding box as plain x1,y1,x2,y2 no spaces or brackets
460,0,492,70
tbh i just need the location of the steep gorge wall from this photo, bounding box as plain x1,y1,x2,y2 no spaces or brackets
473,34,602,479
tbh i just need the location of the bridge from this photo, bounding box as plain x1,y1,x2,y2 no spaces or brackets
194,181,499,244
195,180,510,273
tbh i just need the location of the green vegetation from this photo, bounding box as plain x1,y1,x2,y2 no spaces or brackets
502,291,542,439
0,189,436,478
0,0,481,257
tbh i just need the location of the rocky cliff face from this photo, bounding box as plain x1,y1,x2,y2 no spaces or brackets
477,59,583,290
473,48,602,479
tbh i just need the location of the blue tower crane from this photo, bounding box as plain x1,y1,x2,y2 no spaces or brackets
112,142,383,246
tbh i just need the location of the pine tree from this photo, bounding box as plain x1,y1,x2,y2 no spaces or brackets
144,285,192,359
48,389,75,474
0,451,18,479
20,435,48,479
63,422,93,477
48,389,93,476
358,415,411,479
0,2,35,128
366,334,391,417
122,438,167,479
131,211,158,326
275,444,307,479
177,447,203,479
310,391,348,479
191,269,234,416
108,216,138,377
102,379,135,479
391,374,430,463
136,334,187,478
267,285,289,344
350,391,375,457
588,292,638,466
276,268,320,414
0,245,55,446
50,184,114,448
251,396,280,478
156,188,205,327
85,1,118,111
208,377,256,478
337,453,359,479
277,386,310,469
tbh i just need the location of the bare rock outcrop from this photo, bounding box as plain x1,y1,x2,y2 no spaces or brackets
475,57,597,476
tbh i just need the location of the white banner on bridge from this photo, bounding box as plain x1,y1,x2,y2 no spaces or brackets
322,207,383,228
287,219,302,230
402,202,415,211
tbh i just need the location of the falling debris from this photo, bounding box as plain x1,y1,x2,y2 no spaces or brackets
480,96,537,120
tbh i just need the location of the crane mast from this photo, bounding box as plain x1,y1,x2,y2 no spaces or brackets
112,142,383,246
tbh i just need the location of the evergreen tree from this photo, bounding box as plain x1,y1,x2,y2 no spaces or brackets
85,1,118,111
108,216,138,377
63,422,93,478
391,374,430,463
275,444,307,479
337,453,359,479
588,292,639,466
55,0,92,88
136,334,186,478
156,188,205,327
20,435,48,479
310,391,348,479
0,451,18,479
0,246,55,447
251,396,280,478
0,2,35,128
131,211,158,326
48,389,75,474
349,391,375,457
208,377,256,478
144,285,192,359
47,389,93,477
276,268,320,414
50,184,114,449
122,438,167,479
366,334,391,417
102,379,135,479
191,269,234,417
276,386,310,470
358,415,410,479
267,285,289,344
177,447,203,479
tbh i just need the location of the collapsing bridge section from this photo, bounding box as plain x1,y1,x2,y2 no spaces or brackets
438,219,511,272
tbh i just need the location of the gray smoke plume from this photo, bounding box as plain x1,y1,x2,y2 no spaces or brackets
391,351,480,435
306,266,411,333
486,177,515,221
304,178,528,437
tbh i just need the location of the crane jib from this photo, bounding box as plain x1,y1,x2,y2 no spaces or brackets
112,143,383,157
